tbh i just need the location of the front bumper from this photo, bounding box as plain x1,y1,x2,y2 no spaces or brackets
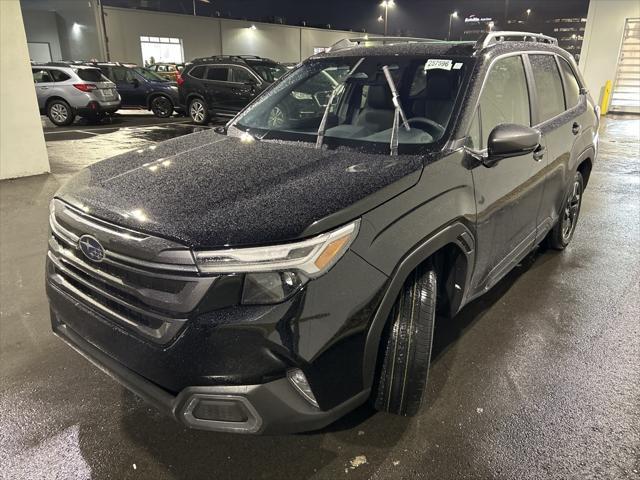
52,313,370,434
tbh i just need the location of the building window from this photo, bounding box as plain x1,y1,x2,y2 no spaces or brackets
140,36,184,66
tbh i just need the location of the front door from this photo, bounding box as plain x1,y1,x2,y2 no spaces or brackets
110,67,147,107
228,66,260,112
468,54,547,293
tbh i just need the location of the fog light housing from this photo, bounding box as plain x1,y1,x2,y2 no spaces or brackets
192,399,249,422
287,368,319,408
241,271,304,305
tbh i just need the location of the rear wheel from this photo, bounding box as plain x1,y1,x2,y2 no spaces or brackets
47,99,75,126
546,171,584,250
374,264,437,416
150,95,174,118
189,98,209,125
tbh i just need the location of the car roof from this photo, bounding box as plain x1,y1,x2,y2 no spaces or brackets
33,62,101,70
188,55,279,66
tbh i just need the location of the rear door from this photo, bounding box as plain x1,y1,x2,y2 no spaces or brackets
203,66,233,114
468,54,547,292
526,54,593,241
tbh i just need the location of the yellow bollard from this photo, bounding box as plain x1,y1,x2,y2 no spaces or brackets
600,80,612,115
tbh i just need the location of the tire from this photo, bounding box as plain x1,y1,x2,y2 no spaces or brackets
47,99,75,126
374,264,437,416
150,95,174,118
546,171,584,250
189,98,209,125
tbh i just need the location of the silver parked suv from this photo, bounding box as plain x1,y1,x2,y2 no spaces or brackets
32,63,121,126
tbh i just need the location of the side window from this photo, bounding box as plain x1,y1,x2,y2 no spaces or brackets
50,70,70,82
206,67,230,82
473,55,530,149
189,66,206,79
529,54,565,121
230,67,254,83
558,57,581,109
32,69,53,83
111,67,133,83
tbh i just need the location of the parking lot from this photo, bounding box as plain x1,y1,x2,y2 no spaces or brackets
0,113,638,479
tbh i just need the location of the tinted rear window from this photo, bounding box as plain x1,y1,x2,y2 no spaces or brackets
76,68,105,82
206,67,229,81
189,66,206,79
529,55,565,122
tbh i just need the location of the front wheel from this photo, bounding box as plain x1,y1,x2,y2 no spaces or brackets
189,98,209,125
150,95,174,118
374,265,437,416
546,171,584,250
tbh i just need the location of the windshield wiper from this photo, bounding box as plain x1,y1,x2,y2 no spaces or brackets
382,65,410,156
316,58,365,149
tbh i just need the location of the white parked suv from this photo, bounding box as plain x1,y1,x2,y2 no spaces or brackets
32,63,121,126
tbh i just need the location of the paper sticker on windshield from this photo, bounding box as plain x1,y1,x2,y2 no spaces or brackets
453,62,463,70
425,59,453,71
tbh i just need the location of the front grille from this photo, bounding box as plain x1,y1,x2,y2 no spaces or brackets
48,199,217,344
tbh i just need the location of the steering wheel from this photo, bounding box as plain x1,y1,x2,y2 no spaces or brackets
407,117,445,139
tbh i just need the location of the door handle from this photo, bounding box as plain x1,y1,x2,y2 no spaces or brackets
572,122,581,135
533,145,546,162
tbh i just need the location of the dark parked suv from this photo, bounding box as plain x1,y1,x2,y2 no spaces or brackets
178,55,287,124
92,62,180,117
47,33,598,434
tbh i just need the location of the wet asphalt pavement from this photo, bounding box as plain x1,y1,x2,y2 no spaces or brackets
0,114,638,479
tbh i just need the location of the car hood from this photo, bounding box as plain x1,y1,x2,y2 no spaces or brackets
56,129,424,248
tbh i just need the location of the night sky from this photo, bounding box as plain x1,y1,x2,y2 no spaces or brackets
103,0,591,38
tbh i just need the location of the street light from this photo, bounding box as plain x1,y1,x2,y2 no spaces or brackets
488,21,495,31
526,8,532,23
380,0,395,36
448,11,458,41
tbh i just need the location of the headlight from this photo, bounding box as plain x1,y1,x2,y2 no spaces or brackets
291,91,313,100
193,220,360,277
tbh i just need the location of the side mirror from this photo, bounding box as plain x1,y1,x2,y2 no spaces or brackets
486,123,541,165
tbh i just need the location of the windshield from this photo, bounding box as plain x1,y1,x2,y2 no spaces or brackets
248,62,288,83
134,67,168,82
232,56,469,154
75,68,108,82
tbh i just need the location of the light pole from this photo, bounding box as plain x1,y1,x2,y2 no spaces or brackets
488,21,495,31
448,11,458,41
526,8,531,24
380,0,395,36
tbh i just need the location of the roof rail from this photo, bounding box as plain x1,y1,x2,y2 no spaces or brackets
476,31,558,49
328,36,444,52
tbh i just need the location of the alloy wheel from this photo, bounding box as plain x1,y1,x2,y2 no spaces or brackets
50,103,68,123
190,100,206,123
267,106,285,128
562,179,582,242
152,96,172,117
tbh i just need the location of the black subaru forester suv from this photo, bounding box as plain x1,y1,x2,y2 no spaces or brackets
47,33,598,434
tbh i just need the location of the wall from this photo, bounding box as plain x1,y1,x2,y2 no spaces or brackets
579,0,640,104
21,0,105,61
21,9,63,61
1,0,49,180
101,7,353,65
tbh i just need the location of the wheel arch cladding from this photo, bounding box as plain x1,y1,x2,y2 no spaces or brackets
361,221,475,390
577,157,593,188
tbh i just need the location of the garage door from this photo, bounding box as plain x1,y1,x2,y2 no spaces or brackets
610,18,640,114
27,42,52,63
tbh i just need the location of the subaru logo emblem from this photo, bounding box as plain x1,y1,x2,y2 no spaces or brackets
78,235,106,263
